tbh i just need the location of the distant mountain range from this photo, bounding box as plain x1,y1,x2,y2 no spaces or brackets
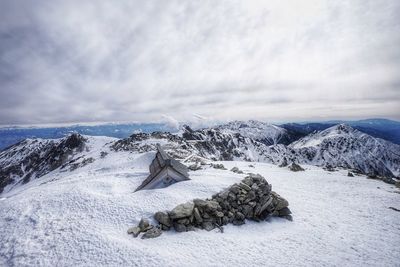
1,118,399,151
1,120,399,194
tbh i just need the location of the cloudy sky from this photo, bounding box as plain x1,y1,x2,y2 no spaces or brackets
0,0,399,125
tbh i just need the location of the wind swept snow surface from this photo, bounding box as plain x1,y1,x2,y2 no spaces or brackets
0,159,399,266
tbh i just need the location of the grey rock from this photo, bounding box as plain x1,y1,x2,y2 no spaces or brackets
202,221,215,231
278,207,292,216
232,219,245,226
211,163,227,170
169,202,194,219
231,167,244,174
238,182,251,191
235,212,245,221
127,226,141,238
193,207,203,223
246,173,264,181
186,225,196,231
215,211,224,218
258,196,273,215
193,198,208,208
289,163,305,172
141,227,162,239
242,177,253,187
154,211,171,227
138,218,150,231
160,224,170,231
174,223,187,232
205,200,221,212
275,197,289,211
176,218,190,225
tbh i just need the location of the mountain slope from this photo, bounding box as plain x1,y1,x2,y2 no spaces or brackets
216,120,295,145
289,124,400,178
0,134,117,194
0,160,399,266
1,123,399,195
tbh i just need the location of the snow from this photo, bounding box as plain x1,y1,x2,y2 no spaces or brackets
218,120,287,145
1,148,399,266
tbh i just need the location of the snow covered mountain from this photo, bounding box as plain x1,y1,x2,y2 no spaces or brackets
288,124,400,178
216,120,293,145
1,123,400,266
1,123,399,195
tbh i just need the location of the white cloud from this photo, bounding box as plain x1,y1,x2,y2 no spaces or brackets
0,0,399,125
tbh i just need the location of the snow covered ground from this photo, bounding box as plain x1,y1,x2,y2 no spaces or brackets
0,151,399,266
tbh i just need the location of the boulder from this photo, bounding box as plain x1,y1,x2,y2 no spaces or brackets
169,202,194,219
154,212,171,227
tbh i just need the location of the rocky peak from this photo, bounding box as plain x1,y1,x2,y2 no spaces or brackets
0,134,88,193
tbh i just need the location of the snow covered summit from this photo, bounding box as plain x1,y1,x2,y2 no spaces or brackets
289,124,400,178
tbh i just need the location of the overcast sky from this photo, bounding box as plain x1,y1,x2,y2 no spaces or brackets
0,0,399,126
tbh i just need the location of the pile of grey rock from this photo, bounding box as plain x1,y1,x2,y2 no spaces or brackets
128,173,292,239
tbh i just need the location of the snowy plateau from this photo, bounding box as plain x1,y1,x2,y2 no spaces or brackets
0,122,399,266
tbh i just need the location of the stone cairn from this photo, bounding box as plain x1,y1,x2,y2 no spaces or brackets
128,173,292,239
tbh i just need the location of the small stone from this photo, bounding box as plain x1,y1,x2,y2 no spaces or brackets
202,221,215,231
232,219,245,226
347,172,354,177
205,200,220,212
229,184,240,194
247,173,264,181
278,207,292,216
193,199,208,208
242,177,253,187
154,211,171,227
251,183,259,191
161,224,170,231
176,218,190,225
289,163,305,172
215,211,224,218
238,183,251,192
138,218,150,231
235,212,245,221
174,223,187,232
141,227,162,239
230,167,244,174
186,225,196,231
202,212,211,219
212,163,227,170
169,202,194,219
275,197,289,211
127,226,141,238
193,207,203,223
